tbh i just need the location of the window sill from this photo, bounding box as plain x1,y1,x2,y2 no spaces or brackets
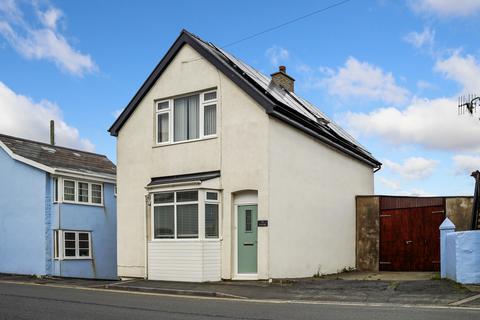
153,135,217,148
54,257,93,260
149,238,220,242
62,201,104,207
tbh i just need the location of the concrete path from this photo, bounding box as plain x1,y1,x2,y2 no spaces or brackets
322,271,438,281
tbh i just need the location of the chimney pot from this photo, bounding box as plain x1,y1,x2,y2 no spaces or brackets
50,120,55,146
271,65,295,92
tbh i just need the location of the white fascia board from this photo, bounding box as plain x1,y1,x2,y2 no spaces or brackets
0,140,54,173
54,168,116,184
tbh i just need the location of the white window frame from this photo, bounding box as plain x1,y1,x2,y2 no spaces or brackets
63,179,76,202
151,189,221,241
154,89,218,146
53,177,59,203
53,230,92,260
152,190,199,240
205,191,220,239
61,178,104,206
201,90,218,138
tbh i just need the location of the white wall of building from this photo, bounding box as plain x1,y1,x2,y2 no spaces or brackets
116,44,270,279
116,42,375,281
267,118,374,278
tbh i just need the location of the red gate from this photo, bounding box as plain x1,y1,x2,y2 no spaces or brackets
379,197,445,271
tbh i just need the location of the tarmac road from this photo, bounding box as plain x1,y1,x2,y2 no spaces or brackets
0,281,479,320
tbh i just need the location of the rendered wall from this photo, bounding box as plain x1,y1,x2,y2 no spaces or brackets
116,44,269,279
268,118,375,278
49,182,117,280
444,230,480,284
0,147,47,275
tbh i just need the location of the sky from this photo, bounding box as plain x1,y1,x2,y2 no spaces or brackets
1,0,480,196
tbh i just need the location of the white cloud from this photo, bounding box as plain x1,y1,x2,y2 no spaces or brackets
453,155,480,175
38,7,63,30
400,188,431,196
417,80,436,90
0,81,94,151
265,46,289,66
321,57,409,104
409,0,480,17
384,157,438,180
0,2,97,76
380,177,401,190
404,27,435,49
435,51,480,93
344,97,480,151
378,176,432,196
113,109,123,118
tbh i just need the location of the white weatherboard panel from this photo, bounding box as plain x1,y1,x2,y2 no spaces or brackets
148,240,221,282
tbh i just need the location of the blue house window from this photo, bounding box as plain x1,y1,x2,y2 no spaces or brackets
53,178,59,203
54,230,92,259
61,178,103,206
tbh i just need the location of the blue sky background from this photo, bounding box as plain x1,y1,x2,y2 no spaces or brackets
1,0,480,196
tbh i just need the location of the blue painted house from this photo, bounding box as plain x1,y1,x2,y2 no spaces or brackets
0,133,117,280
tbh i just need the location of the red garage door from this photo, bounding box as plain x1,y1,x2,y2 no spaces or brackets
379,197,445,271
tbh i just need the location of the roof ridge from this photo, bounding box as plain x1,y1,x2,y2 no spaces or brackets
108,29,380,168
0,133,108,158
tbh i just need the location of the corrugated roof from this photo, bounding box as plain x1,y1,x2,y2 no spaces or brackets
0,133,116,176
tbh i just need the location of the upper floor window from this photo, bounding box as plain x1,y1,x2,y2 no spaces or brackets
62,179,103,206
155,90,217,145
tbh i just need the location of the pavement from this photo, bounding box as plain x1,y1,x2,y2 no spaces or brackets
1,281,480,320
1,271,480,308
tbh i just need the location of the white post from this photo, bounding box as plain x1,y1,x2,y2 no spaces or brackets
439,218,455,278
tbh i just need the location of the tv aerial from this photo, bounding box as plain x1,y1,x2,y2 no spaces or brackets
458,94,479,118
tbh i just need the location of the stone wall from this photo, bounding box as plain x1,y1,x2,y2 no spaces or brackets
446,197,473,231
356,196,380,271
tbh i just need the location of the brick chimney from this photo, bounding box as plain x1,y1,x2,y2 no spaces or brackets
270,65,295,92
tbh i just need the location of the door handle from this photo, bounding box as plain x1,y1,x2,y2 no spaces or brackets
405,240,413,244
243,243,254,246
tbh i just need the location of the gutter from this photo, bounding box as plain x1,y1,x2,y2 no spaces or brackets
54,168,116,183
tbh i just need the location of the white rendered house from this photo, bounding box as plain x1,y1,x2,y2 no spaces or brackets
109,30,381,282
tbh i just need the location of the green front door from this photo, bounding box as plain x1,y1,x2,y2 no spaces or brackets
237,205,258,274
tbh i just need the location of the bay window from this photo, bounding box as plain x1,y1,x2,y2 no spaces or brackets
155,89,217,145
152,190,220,240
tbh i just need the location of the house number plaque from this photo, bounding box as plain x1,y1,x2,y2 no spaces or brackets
257,220,268,227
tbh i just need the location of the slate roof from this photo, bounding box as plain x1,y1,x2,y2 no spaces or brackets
109,30,381,168
0,133,116,176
